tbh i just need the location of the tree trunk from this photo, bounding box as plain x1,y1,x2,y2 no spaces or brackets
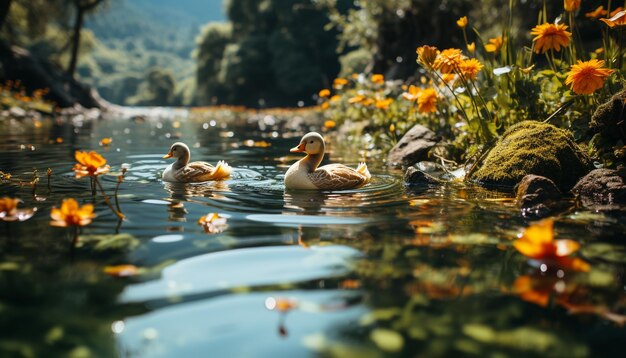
67,4,84,79
0,0,13,31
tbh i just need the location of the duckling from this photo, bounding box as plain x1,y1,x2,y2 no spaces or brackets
284,132,371,190
162,142,231,183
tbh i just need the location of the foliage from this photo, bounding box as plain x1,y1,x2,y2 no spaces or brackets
319,1,626,166
194,0,349,108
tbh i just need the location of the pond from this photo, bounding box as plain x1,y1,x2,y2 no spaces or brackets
0,110,625,357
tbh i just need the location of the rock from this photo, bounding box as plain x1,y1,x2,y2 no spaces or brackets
387,124,439,167
0,40,110,110
404,167,443,186
590,89,626,144
8,106,26,118
515,175,562,218
571,169,626,210
468,121,593,191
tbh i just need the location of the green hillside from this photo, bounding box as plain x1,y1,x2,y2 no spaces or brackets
80,0,224,106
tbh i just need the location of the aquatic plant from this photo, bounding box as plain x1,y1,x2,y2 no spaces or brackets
72,150,124,219
197,213,228,234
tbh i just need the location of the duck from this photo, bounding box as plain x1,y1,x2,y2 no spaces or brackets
162,142,232,183
284,132,371,190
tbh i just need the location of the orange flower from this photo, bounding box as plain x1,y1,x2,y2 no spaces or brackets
514,219,590,271
585,6,607,19
417,88,438,114
416,45,440,70
50,198,96,227
333,78,349,89
441,73,456,83
321,102,330,110
72,151,110,178
375,98,393,110
371,74,385,84
456,16,468,28
104,265,140,277
565,59,614,95
99,137,112,146
0,197,36,222
610,7,624,17
466,42,476,53
433,48,464,73
318,89,331,98
531,23,571,53
563,0,580,12
600,10,626,27
197,212,227,234
329,95,341,102
265,297,299,312
401,85,421,101
324,120,336,129
484,36,503,53
458,58,483,80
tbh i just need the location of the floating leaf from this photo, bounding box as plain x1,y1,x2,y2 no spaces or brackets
369,328,404,352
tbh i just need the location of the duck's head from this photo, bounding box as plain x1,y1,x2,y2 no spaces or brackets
163,142,190,160
290,132,325,155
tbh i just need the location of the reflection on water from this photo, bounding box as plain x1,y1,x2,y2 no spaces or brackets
0,115,625,357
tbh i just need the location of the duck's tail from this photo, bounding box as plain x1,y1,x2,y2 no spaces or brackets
356,162,371,183
212,160,232,180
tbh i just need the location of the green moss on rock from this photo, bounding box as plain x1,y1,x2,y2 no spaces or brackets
468,121,593,191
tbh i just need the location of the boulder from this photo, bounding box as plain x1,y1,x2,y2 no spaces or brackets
404,167,443,186
515,175,562,218
468,121,593,191
387,124,439,167
571,169,626,210
590,89,626,144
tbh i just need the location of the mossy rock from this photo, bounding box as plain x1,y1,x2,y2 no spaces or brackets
468,121,593,191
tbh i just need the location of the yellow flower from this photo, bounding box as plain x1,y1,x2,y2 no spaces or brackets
50,198,96,227
467,42,475,53
416,45,440,70
348,94,366,104
375,98,393,110
324,120,336,129
318,89,331,98
600,10,626,28
417,88,438,114
332,78,349,89
197,212,228,234
484,36,503,53
402,85,421,101
433,48,464,73
458,58,483,80
321,102,330,110
563,0,581,12
456,16,468,28
565,59,615,95
72,151,110,179
441,73,456,83
531,23,571,54
585,6,607,19
0,197,36,222
371,74,385,84
514,219,589,272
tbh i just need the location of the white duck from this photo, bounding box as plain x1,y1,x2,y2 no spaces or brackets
284,132,371,190
162,142,231,183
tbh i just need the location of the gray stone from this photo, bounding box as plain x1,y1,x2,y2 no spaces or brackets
515,175,562,218
571,169,626,210
387,124,439,167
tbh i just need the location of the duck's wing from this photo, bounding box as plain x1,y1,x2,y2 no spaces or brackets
308,164,368,190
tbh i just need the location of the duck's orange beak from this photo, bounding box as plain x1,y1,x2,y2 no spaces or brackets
163,151,173,159
290,143,306,153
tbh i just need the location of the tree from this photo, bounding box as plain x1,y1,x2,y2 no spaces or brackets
67,0,105,79
0,0,12,31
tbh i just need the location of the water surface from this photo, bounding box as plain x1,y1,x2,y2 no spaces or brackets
0,112,625,357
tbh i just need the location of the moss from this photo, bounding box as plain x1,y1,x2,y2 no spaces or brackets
468,121,593,191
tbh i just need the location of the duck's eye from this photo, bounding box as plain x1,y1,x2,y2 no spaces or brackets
172,148,176,151
309,140,314,144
